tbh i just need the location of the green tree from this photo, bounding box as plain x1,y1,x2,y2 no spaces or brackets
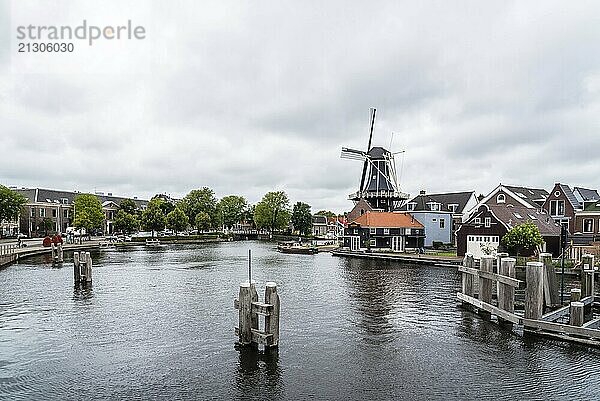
166,207,189,236
114,209,139,234
0,185,27,223
152,194,176,216
292,202,313,235
218,195,248,229
141,198,166,237
501,221,544,256
180,188,220,229
194,211,211,231
73,194,105,234
253,191,291,232
39,217,54,236
315,210,336,218
119,198,137,215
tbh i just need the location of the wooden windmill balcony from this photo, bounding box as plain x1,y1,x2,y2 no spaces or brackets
348,190,410,201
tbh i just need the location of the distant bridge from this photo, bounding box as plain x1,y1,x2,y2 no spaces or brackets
230,229,272,241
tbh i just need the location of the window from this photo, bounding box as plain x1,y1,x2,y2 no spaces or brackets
370,239,376,247
39,208,45,217
474,217,481,224
497,194,506,203
550,200,565,216
383,228,389,235
583,219,594,233
63,210,69,218
353,229,358,234
52,209,57,218
432,218,437,222
429,203,440,211
514,213,523,219
61,198,69,204
30,208,35,217
407,203,416,211
485,217,491,228
370,228,376,234
554,191,561,197
439,219,445,229
448,204,458,213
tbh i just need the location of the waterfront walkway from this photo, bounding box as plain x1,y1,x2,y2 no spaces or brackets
331,249,462,267
0,241,102,268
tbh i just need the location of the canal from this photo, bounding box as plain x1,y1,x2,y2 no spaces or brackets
1,241,599,400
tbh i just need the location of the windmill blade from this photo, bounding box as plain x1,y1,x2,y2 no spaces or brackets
340,147,366,160
359,107,376,192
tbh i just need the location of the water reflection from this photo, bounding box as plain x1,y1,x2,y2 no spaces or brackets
235,347,282,400
72,284,94,302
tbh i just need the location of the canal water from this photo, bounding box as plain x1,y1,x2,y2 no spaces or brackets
1,241,599,400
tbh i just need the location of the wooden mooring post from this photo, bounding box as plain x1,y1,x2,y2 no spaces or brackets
524,262,544,321
539,253,559,308
51,243,64,263
235,282,280,349
461,254,475,310
497,257,516,326
478,255,494,320
73,251,92,284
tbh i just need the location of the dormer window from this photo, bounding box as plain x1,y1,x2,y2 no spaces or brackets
428,202,440,211
448,204,458,213
497,194,506,204
407,203,416,211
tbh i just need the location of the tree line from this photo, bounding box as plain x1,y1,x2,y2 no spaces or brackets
0,185,329,236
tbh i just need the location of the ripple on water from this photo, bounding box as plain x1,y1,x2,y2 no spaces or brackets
1,243,600,400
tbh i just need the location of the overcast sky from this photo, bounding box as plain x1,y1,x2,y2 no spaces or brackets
1,1,599,212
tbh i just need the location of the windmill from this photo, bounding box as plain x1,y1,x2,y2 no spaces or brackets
340,108,409,212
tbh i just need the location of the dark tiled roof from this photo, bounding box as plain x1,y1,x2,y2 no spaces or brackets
488,205,560,236
366,146,389,159
15,188,148,208
14,188,36,203
574,187,600,202
504,185,549,207
582,202,600,212
400,191,474,213
558,184,581,209
312,215,327,225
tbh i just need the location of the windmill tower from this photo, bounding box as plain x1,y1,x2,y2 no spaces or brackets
341,108,409,212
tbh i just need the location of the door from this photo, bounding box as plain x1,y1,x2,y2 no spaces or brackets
466,235,499,258
391,236,403,252
350,236,360,251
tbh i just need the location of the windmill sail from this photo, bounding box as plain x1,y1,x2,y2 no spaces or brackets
340,108,409,211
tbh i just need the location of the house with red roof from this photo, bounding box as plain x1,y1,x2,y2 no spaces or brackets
342,211,425,252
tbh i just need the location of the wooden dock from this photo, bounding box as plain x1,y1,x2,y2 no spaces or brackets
331,249,462,267
458,253,600,347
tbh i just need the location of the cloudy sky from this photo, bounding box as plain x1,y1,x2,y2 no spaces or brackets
1,1,599,212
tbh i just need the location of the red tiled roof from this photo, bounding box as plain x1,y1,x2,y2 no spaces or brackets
351,212,424,228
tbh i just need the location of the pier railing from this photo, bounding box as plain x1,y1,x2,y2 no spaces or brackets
458,253,600,346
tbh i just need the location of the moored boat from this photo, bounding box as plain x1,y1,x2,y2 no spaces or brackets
146,238,161,247
277,241,318,254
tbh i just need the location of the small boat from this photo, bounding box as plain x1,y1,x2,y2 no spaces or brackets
277,241,318,255
145,238,161,247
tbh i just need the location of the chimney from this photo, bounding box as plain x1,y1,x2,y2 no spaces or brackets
420,190,426,195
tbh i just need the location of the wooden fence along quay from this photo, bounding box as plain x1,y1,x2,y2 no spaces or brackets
458,252,600,346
